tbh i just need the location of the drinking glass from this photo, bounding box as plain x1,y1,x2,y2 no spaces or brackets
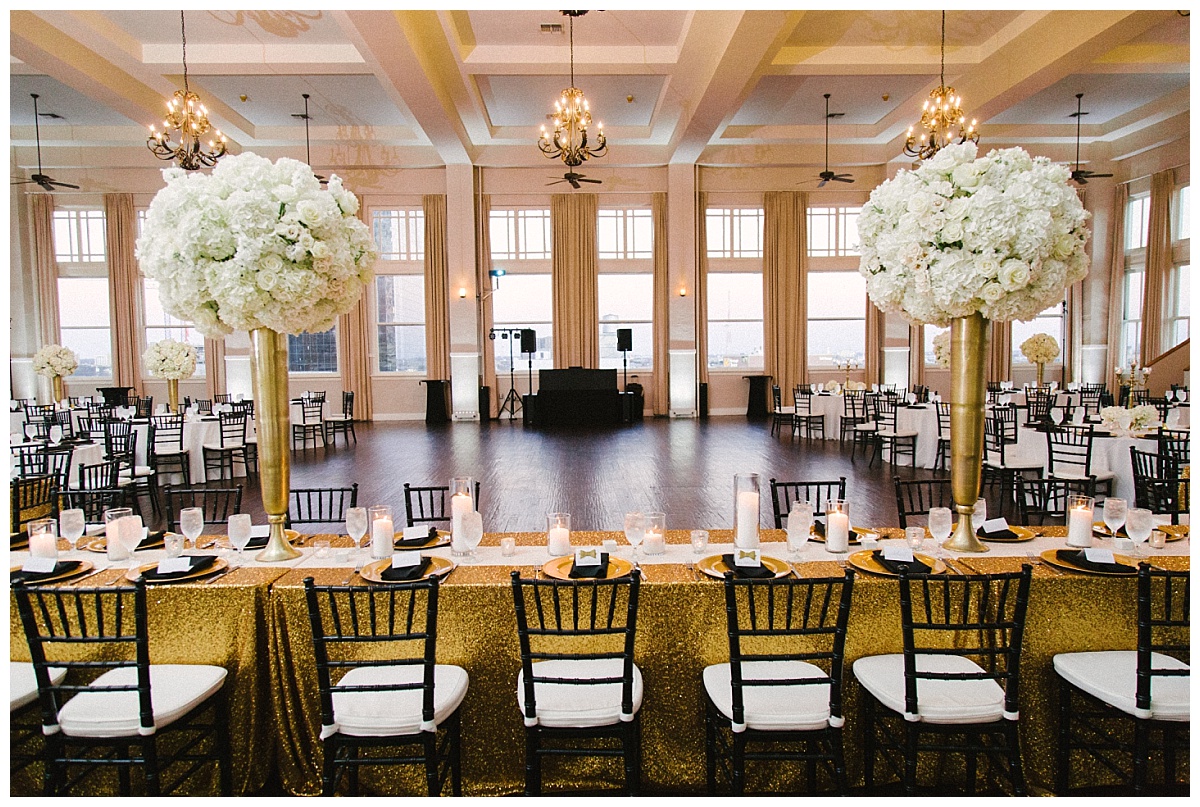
690,529,709,555
59,508,86,552
1124,508,1153,556
346,507,369,559
228,514,253,566
104,507,133,562
974,498,987,526
118,515,145,570
623,512,646,560
1050,408,1064,426
48,425,63,444
1103,498,1127,537
180,507,204,549
928,507,953,544
1164,389,1175,403
786,501,813,556
1178,389,1188,403
461,512,484,563
27,518,58,560
24,424,37,442
906,526,925,552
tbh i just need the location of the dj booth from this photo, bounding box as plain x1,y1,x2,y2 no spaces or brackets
524,368,642,427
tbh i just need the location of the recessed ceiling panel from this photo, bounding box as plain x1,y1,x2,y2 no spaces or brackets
481,74,664,128
105,10,349,45
732,74,935,126
787,10,1023,48
10,74,139,125
988,72,1190,125
465,10,687,49
192,75,411,127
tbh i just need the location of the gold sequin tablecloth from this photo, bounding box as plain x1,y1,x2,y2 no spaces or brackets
9,565,287,796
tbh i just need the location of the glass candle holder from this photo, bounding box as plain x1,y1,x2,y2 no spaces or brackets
824,499,850,554
733,473,761,548
449,477,475,556
104,507,134,562
547,512,571,556
369,505,394,559
27,518,58,560
643,512,666,555
1066,495,1094,548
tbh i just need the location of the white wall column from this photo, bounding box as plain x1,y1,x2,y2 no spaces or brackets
667,163,699,416
445,163,480,419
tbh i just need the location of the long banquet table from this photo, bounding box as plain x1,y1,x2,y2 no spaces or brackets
9,527,1190,796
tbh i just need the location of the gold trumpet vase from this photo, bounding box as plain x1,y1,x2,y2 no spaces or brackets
945,312,990,553
52,375,64,404
250,328,301,562
1036,362,1045,388
167,378,180,413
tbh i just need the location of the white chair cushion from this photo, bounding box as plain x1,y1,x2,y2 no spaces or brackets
203,442,243,450
878,430,919,438
324,414,351,422
1050,469,1116,481
516,658,643,728
703,660,833,731
57,664,226,738
1053,651,1189,722
985,459,1044,471
10,662,67,711
853,653,1006,725
854,423,878,432
332,664,469,737
152,448,188,457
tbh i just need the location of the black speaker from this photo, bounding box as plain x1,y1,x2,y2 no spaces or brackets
520,328,537,354
616,328,633,352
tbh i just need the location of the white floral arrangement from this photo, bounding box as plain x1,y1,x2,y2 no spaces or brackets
1020,332,1060,365
32,344,78,378
858,143,1090,326
1099,404,1159,435
144,338,197,380
136,152,377,337
932,330,951,368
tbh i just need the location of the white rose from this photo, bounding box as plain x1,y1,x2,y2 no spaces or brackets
997,259,1031,291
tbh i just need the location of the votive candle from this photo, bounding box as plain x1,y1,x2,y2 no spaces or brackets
1066,496,1094,548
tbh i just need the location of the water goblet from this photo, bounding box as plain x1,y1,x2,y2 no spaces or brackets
1050,408,1064,426
973,498,987,526
228,514,253,566
24,424,37,443
1124,508,1153,556
118,515,145,571
59,508,86,552
180,507,204,550
623,512,646,561
461,512,484,564
928,507,953,545
346,507,368,560
1178,389,1188,403
48,425,63,444
786,501,813,556
1102,498,1127,538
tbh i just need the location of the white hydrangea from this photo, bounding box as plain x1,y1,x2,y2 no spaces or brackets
932,330,951,368
858,143,1090,327
144,339,197,380
1019,333,1060,365
1099,405,1159,435
136,153,377,337
33,344,78,378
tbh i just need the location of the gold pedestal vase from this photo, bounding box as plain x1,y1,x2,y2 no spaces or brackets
167,378,180,413
1036,362,1045,388
944,312,990,553
52,375,64,404
250,328,301,562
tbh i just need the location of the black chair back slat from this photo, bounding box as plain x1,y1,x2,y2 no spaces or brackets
403,481,482,526
768,477,847,529
163,486,244,531
1136,565,1190,712
1016,476,1097,525
288,484,359,529
893,476,954,529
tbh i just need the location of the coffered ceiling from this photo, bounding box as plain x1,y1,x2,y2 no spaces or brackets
9,9,1190,180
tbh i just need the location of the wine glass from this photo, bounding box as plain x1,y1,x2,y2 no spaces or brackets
1050,408,1064,426
623,512,646,561
24,423,37,443
461,512,484,564
1124,508,1153,556
1102,498,1127,539
928,507,953,545
1178,389,1187,403
786,501,813,556
48,424,63,444
1164,389,1175,403
118,515,145,570
346,507,369,560
59,508,85,552
228,514,253,566
180,507,204,550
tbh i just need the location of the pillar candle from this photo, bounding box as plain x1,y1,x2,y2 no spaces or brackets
372,517,394,559
735,491,760,548
547,527,571,557
29,531,58,560
1066,505,1093,548
826,512,850,553
450,493,472,551
643,529,665,555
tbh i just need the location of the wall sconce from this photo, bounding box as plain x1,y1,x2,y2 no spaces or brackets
458,287,468,299
678,286,687,297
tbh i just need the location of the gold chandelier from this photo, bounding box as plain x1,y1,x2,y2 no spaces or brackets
147,12,227,171
904,10,979,161
538,11,606,168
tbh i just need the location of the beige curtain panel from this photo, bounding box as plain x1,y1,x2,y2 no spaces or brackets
31,194,60,347
423,195,451,381
478,194,499,419
1105,183,1129,394
1140,169,1174,364
551,193,599,368
337,205,375,420
864,305,883,386
695,191,709,386
988,320,1012,383
205,337,226,401
651,192,670,416
762,191,806,399
104,194,142,393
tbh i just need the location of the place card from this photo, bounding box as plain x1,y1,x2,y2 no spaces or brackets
1113,537,1134,552
391,551,421,569
733,548,761,567
250,525,270,538
156,558,194,575
602,539,618,555
882,545,915,563
21,557,57,574
1084,548,1116,564
980,517,1010,533
85,523,106,536
574,548,602,567
402,525,428,541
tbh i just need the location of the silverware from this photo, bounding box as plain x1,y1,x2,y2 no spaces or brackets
633,561,650,581
942,559,964,575
67,568,109,586
957,559,981,575
685,560,697,581
204,567,235,585
1026,551,1063,576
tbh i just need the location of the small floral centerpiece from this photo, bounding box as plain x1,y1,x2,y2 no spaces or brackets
932,330,951,368
33,344,78,378
1099,404,1160,437
1020,332,1060,386
144,338,197,413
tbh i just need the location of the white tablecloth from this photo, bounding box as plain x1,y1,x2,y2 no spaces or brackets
133,416,258,484
1006,426,1162,503
11,440,104,490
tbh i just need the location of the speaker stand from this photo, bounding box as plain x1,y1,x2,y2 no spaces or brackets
620,349,629,390
499,332,522,420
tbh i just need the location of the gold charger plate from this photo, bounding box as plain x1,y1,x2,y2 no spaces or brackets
809,526,874,545
360,555,456,584
1039,549,1136,576
84,533,169,554
542,555,635,581
393,530,451,550
848,550,945,577
125,557,227,584
977,526,1037,543
696,554,792,580
211,529,301,551
11,532,28,551
11,560,93,585
1158,524,1188,541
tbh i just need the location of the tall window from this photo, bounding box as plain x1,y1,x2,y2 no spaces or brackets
142,278,206,376
490,208,551,260
54,209,110,378
807,206,861,257
598,208,652,259
1167,184,1190,348
706,208,764,258
288,331,338,373
706,207,764,369
1120,193,1150,365
924,325,949,367
491,275,553,373
372,207,426,373
807,272,867,367
1012,303,1066,364
598,206,654,371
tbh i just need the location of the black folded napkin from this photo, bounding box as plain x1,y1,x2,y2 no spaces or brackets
394,527,439,548
569,552,610,579
1094,525,1128,540
872,550,932,575
141,554,220,581
1055,550,1135,575
11,531,29,548
812,518,825,538
380,558,433,581
138,530,167,550
11,560,83,584
977,525,1019,541
720,553,774,579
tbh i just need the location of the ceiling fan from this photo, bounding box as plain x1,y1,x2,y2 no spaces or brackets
1068,93,1112,185
814,93,854,188
292,93,327,186
12,94,80,192
547,171,601,190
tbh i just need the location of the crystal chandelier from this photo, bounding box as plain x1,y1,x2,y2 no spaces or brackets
903,11,979,161
538,11,606,168
147,12,227,171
